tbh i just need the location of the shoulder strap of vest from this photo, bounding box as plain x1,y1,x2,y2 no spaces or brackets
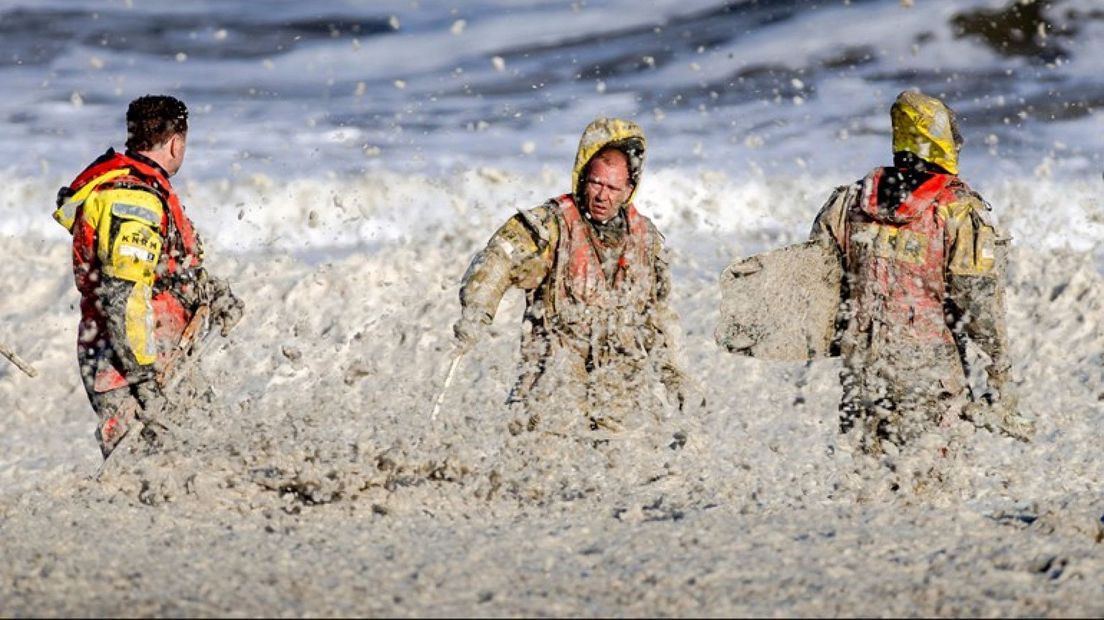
623,203,649,238
515,197,564,251
67,150,168,200
555,194,580,225
940,175,982,203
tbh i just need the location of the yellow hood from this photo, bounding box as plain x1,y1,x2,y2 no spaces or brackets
571,117,646,205
891,91,962,175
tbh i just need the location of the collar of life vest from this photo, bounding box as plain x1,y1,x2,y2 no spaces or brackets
863,168,954,225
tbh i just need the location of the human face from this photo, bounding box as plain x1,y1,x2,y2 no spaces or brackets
582,152,633,224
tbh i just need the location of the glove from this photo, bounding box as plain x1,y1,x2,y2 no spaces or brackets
209,279,245,337
452,312,490,353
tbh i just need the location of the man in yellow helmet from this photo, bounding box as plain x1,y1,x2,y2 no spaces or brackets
56,95,244,457
454,118,694,431
810,91,1031,453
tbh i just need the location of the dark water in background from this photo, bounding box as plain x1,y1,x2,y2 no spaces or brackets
0,0,1101,182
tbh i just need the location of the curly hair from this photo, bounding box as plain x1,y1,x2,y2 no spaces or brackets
126,95,188,151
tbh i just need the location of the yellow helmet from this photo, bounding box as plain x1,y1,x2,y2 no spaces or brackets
891,91,963,174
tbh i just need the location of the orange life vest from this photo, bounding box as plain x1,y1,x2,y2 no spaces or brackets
551,194,652,309
545,194,657,361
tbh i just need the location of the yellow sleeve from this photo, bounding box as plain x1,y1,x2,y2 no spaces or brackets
92,187,165,285
941,195,999,277
90,187,166,370
941,194,1012,394
459,207,556,322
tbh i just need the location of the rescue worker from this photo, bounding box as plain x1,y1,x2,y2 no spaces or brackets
54,95,244,457
810,91,1032,454
454,118,695,431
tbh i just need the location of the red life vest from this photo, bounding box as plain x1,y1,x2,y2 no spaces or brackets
844,168,960,344
551,194,653,311
540,194,659,365
62,149,201,275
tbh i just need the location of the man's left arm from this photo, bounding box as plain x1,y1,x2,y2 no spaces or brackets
943,196,1030,439
944,197,1009,392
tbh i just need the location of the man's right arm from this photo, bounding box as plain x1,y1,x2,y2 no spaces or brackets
455,206,556,347
809,184,856,250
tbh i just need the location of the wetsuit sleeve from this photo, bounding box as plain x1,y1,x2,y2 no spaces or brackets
92,186,166,383
943,195,1012,398
458,206,556,325
643,224,695,405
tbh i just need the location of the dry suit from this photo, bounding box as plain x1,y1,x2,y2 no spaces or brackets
55,148,238,456
810,91,1022,452
457,118,689,430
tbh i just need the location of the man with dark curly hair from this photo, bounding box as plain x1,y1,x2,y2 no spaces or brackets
54,95,244,457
